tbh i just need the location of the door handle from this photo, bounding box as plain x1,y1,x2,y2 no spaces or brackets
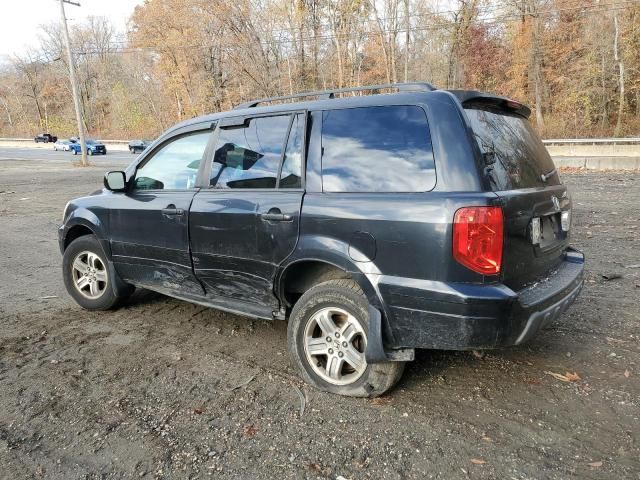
162,204,184,216
261,209,292,222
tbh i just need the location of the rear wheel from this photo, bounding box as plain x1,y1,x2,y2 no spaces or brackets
287,279,404,397
62,234,133,310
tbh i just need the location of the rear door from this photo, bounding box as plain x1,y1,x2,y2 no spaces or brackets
189,112,306,313
464,106,571,290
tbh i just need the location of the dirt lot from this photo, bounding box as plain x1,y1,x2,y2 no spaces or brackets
0,155,638,479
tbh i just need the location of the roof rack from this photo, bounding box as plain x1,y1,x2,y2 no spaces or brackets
233,82,436,110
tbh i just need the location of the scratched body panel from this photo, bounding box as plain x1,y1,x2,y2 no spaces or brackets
189,190,303,310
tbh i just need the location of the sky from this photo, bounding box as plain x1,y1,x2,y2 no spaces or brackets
0,0,144,62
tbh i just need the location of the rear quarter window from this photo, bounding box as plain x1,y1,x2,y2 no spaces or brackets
465,108,560,190
321,105,436,192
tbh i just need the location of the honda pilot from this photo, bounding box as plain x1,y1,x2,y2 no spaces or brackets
59,83,584,397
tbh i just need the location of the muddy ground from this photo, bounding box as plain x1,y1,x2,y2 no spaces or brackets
0,154,638,479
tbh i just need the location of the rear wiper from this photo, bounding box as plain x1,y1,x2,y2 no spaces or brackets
541,168,557,182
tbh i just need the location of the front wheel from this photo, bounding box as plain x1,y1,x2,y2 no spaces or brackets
62,234,133,310
73,149,77,155
287,279,404,397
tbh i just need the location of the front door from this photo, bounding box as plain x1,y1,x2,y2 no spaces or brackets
109,127,213,296
189,112,306,315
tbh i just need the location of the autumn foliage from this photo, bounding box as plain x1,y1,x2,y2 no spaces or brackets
1,0,639,139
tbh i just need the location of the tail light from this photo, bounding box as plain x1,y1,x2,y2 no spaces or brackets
453,206,504,275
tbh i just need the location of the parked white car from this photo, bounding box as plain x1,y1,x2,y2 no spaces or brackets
53,139,74,151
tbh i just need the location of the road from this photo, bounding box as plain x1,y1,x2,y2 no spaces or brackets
0,150,639,479
0,146,133,166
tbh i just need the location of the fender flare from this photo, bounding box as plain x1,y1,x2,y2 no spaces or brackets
276,234,398,346
61,208,110,258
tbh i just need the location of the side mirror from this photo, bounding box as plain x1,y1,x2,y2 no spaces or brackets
104,171,126,191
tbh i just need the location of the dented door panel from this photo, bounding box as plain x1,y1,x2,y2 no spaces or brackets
189,190,303,310
109,190,204,295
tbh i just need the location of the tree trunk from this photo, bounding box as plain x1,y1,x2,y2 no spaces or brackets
286,55,294,95
613,12,625,137
601,53,607,128
1,97,13,126
297,0,306,88
404,0,410,82
529,3,544,130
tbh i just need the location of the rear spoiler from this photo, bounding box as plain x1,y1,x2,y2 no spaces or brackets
448,90,531,119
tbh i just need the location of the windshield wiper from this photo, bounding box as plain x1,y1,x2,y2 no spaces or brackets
541,168,557,182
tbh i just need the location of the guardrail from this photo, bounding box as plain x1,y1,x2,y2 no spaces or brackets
0,137,130,144
543,138,640,145
3,137,640,145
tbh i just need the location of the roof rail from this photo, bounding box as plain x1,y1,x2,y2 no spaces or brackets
233,82,436,110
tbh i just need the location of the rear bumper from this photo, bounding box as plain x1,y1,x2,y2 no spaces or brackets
379,248,585,350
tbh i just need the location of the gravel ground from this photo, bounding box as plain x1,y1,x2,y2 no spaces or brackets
0,154,638,479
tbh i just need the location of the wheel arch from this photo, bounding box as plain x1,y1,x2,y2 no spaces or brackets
276,253,384,313
64,224,95,250
60,208,110,258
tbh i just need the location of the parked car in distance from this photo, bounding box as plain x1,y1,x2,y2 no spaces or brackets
59,82,584,398
69,139,107,155
34,133,57,143
128,139,151,154
53,139,74,151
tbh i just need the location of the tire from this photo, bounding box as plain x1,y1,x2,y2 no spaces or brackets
88,149,93,156
73,149,77,155
287,279,405,397
62,234,133,310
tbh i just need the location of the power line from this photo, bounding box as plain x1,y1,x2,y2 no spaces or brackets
69,0,640,56
91,0,604,45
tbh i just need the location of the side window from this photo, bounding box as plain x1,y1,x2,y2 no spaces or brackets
279,113,304,188
210,115,291,189
321,106,436,192
133,131,211,190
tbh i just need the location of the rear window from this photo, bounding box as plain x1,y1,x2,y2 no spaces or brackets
465,108,559,190
321,106,436,192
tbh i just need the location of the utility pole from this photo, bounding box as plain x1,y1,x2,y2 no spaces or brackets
58,0,88,166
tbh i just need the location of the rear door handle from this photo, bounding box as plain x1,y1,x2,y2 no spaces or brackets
261,213,292,221
162,205,184,216
261,209,292,222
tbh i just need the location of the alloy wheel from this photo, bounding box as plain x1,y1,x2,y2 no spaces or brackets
71,250,108,299
303,307,367,385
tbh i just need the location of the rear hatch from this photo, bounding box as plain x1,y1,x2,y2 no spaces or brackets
461,96,571,291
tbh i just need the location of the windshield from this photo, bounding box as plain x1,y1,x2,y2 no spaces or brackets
465,108,559,190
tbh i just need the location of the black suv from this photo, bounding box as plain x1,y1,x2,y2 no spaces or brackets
128,139,152,154
59,83,584,397
35,133,57,143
